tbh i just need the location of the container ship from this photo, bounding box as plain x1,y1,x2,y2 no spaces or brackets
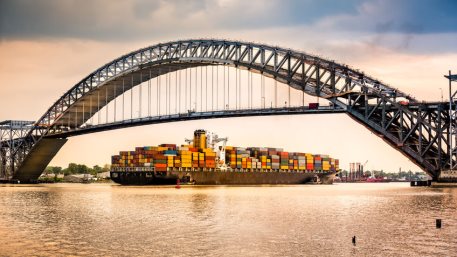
110,130,339,185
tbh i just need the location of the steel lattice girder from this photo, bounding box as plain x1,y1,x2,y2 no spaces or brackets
0,121,35,179
4,39,454,181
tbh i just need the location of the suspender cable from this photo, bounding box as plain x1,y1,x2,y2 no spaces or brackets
131,75,133,119
200,66,202,112
82,101,84,127
275,79,278,108
90,95,93,125
235,67,238,109
148,69,151,117
156,70,159,116
302,63,305,107
185,68,187,111
168,69,171,115
216,65,218,110
211,65,214,111
250,72,253,109
165,71,168,115
122,78,125,121
261,74,265,108
195,67,198,111
189,68,192,111
179,69,182,113
158,69,160,116
227,66,230,109
97,90,100,125
205,66,208,112
239,69,241,109
288,82,291,107
223,65,226,109
139,72,142,118
175,68,178,114
105,86,108,123
68,104,71,128
170,70,172,114
75,102,78,128
247,70,250,109
114,83,116,122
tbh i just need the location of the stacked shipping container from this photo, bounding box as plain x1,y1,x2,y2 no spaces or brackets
111,143,218,172
112,143,339,173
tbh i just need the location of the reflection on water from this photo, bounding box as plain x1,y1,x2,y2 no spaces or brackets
0,183,456,257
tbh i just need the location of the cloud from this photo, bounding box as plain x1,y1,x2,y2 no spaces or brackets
0,0,437,40
1,0,456,58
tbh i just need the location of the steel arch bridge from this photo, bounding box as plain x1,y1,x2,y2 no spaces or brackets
0,39,455,182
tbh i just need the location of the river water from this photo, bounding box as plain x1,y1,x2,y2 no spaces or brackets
0,183,456,257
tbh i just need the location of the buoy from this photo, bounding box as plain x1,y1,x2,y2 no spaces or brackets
175,179,181,189
436,219,442,229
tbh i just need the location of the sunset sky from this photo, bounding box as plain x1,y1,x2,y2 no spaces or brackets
1,0,456,172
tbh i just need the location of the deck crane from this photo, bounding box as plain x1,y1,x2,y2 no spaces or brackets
360,160,368,179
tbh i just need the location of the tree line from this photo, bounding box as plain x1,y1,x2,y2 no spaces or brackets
45,163,110,176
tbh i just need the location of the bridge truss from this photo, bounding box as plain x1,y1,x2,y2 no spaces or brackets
0,39,455,182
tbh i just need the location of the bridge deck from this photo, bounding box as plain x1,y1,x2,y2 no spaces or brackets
46,106,346,138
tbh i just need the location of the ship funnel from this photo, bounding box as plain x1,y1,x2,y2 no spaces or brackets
193,129,207,149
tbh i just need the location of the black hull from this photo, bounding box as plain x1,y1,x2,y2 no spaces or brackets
110,170,336,185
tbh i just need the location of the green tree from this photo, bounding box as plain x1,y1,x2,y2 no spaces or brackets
44,166,63,175
51,166,62,174
102,164,110,172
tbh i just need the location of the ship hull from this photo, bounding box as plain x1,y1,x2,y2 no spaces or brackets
110,170,336,185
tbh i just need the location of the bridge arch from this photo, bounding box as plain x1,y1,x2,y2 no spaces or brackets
1,39,453,181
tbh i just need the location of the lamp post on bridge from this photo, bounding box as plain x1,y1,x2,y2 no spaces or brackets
444,70,457,175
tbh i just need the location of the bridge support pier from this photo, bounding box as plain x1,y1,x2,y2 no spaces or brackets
12,138,67,183
438,170,457,182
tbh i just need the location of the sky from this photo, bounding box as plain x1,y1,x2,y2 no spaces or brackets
1,0,456,172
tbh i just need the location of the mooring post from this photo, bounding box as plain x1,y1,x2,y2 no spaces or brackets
436,219,442,229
